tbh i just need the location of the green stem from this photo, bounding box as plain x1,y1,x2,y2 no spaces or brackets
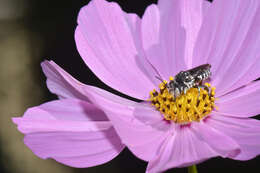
188,164,198,173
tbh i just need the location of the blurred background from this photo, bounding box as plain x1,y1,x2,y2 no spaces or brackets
0,0,259,173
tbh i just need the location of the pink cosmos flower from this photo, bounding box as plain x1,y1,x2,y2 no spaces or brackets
13,0,260,172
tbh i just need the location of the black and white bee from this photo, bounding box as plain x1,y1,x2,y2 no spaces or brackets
166,64,211,99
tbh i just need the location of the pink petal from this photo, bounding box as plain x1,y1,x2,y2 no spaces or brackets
147,125,218,173
75,0,156,100
148,0,205,79
125,102,172,161
150,0,186,79
105,105,169,147
206,114,260,160
41,60,136,108
191,122,240,158
41,60,149,151
13,118,111,134
140,4,166,81
53,149,122,168
12,99,124,168
42,60,165,162
133,102,164,127
125,12,161,88
129,133,168,162
146,136,175,173
142,4,160,52
99,102,171,162
216,81,260,117
21,98,107,121
41,60,89,101
202,0,211,18
192,0,260,95
180,0,204,68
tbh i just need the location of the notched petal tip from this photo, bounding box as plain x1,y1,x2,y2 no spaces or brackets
12,117,21,125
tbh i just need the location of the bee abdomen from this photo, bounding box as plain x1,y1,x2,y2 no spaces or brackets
195,69,210,83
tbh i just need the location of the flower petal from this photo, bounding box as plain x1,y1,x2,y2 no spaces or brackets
53,150,122,168
41,60,136,108
180,0,205,68
41,60,148,147
104,104,169,148
191,121,240,158
216,81,260,117
98,102,171,162
146,118,240,173
140,4,166,82
75,0,156,100
146,136,174,173
12,99,124,168
146,125,218,173
125,11,161,88
21,98,108,121
142,4,160,52
133,102,164,127
202,0,211,18
192,0,260,95
41,60,162,161
41,60,89,101
149,0,186,79
126,103,172,161
206,114,260,160
148,0,205,79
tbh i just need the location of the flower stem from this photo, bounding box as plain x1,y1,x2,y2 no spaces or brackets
188,164,198,173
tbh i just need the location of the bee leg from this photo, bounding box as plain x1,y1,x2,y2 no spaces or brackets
173,91,178,101
168,88,177,101
197,86,201,97
197,84,210,97
173,95,176,101
184,87,188,95
203,84,210,95
204,85,210,95
175,87,181,99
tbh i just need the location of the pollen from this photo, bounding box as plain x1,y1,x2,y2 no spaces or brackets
149,77,217,124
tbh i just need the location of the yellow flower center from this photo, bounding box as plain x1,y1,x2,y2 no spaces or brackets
149,77,217,124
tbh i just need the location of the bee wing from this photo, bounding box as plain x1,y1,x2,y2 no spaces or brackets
188,64,211,76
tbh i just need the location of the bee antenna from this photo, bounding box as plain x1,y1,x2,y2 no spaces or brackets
155,76,163,82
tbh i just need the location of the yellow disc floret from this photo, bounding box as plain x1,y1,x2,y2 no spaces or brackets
149,77,217,124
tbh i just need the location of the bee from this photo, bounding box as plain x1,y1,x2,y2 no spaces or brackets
166,64,211,99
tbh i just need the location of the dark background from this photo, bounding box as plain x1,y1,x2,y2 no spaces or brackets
0,0,259,172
